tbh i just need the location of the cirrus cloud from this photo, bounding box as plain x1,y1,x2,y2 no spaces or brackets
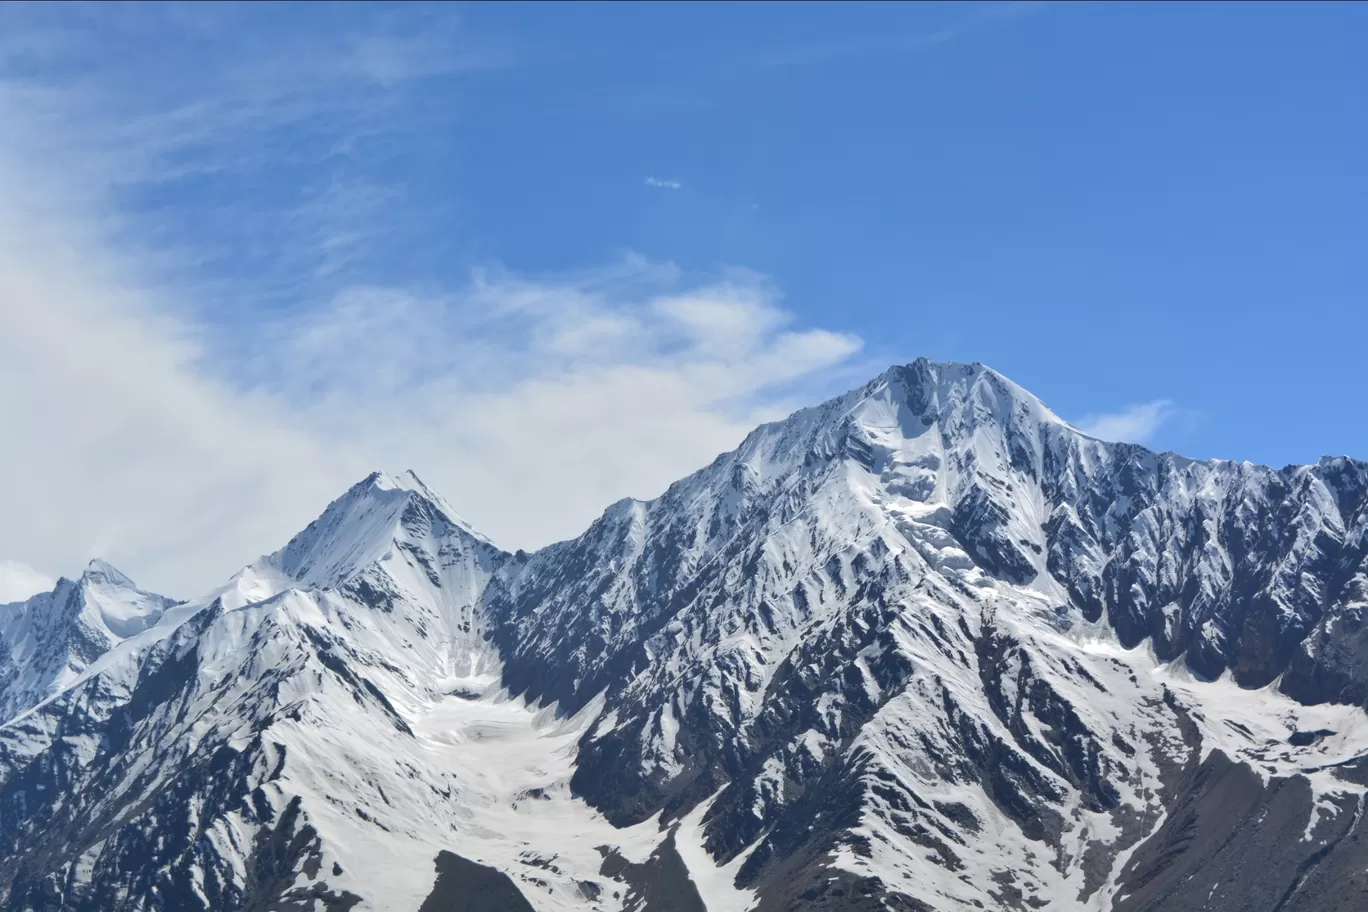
0,4,866,599
0,163,862,599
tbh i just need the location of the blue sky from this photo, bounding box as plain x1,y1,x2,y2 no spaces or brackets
0,1,1364,597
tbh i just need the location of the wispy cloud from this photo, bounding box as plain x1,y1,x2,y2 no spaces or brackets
1074,400,1176,445
751,1,1048,70
0,560,55,604
645,176,683,190
0,207,861,595
0,6,864,597
0,2,513,316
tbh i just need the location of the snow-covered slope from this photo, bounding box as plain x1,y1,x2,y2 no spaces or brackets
0,560,176,725
3,361,1368,912
0,471,738,911
483,360,1368,910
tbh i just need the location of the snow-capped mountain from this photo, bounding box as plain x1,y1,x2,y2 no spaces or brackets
3,359,1367,911
0,560,176,725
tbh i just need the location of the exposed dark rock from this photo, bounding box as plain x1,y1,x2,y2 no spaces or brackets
595,831,705,912
418,851,535,912
1116,750,1368,912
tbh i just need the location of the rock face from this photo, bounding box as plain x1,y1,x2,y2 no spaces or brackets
3,359,1368,911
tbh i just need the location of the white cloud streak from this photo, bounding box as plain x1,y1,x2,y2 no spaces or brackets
644,177,682,189
0,6,865,599
750,1,1048,69
0,196,860,596
0,105,859,599
0,561,55,604
1074,400,1176,445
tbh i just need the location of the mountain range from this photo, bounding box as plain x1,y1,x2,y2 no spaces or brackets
3,359,1367,912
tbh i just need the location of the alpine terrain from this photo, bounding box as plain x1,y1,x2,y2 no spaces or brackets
3,359,1368,912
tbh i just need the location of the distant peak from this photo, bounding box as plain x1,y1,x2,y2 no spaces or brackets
889,358,1018,391
354,470,445,503
396,468,438,498
285,470,499,585
81,559,134,588
357,470,400,492
871,359,1066,430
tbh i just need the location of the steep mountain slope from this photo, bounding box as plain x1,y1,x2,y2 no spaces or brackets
2,469,691,911
2,360,1367,912
483,360,1368,910
0,470,748,911
0,560,176,725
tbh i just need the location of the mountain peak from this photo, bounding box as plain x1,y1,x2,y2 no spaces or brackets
342,471,489,540
271,469,500,590
876,358,1068,431
395,469,493,547
81,558,134,588
0,558,173,723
